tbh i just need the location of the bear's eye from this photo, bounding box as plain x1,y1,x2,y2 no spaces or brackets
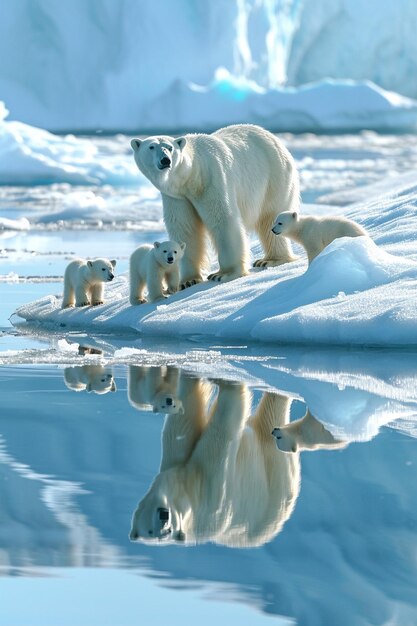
148,530,153,535
277,222,282,226
167,146,173,152
101,378,106,382
163,250,167,253
174,250,177,254
149,146,154,150
102,267,106,271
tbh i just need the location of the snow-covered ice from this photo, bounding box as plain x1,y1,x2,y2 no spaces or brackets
13,169,417,348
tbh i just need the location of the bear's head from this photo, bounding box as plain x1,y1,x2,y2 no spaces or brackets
272,211,299,235
86,258,116,282
153,240,186,268
64,365,117,395
130,135,187,189
129,469,190,544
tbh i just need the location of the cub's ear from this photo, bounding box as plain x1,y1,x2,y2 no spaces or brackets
130,138,142,151
153,241,161,248
111,381,117,392
292,212,298,219
110,259,117,268
180,242,186,251
87,260,93,268
175,137,187,150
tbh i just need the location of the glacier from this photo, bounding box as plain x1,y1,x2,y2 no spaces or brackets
0,0,416,132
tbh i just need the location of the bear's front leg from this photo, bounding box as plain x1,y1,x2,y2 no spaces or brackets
162,194,206,289
75,284,91,307
165,266,180,295
205,211,249,283
147,268,167,303
91,283,104,306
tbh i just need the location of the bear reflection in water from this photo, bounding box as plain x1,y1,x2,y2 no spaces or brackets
129,373,346,548
128,366,183,415
63,364,116,395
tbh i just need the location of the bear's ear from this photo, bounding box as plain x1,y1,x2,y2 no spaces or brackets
292,212,298,219
175,137,187,150
153,241,161,248
180,242,186,251
87,260,93,268
111,381,117,392
110,259,116,268
86,383,92,393
130,138,142,151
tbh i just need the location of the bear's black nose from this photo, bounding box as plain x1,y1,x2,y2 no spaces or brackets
166,397,173,406
160,156,171,167
167,256,174,263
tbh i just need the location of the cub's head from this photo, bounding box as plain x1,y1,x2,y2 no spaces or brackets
87,258,116,282
152,390,184,415
130,135,187,187
272,211,298,235
86,367,117,394
153,240,186,267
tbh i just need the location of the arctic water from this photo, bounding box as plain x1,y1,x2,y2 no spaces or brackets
1,133,417,626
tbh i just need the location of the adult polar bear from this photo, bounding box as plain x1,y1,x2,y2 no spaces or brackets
131,124,299,287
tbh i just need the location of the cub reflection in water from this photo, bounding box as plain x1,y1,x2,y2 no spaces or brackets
128,366,183,414
273,409,347,453
130,375,302,547
63,364,116,394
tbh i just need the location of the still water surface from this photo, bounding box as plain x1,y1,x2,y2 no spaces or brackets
0,358,416,625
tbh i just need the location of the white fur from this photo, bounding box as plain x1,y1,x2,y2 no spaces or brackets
129,240,185,305
272,409,347,453
128,366,183,415
130,124,300,287
62,257,116,307
129,378,300,547
63,365,116,394
272,211,368,264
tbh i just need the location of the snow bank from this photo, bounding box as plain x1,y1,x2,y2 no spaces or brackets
1,0,417,132
0,104,140,186
13,240,417,350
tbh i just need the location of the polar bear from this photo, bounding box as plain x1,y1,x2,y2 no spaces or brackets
128,366,183,414
129,241,185,305
129,376,300,547
272,211,368,265
130,124,299,288
62,258,116,307
272,409,347,453
64,365,116,394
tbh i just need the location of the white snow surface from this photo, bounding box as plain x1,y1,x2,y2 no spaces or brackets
1,1,417,132
0,104,140,186
14,174,417,348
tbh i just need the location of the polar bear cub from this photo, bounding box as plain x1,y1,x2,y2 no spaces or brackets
272,211,368,264
62,258,116,308
129,241,185,305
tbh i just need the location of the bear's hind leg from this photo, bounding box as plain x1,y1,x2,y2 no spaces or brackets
62,282,75,308
129,268,146,305
254,213,297,268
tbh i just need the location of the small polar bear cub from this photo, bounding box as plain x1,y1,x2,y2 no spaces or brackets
62,258,116,308
272,211,368,265
129,240,186,305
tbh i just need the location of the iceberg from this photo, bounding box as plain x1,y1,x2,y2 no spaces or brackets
0,0,417,132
